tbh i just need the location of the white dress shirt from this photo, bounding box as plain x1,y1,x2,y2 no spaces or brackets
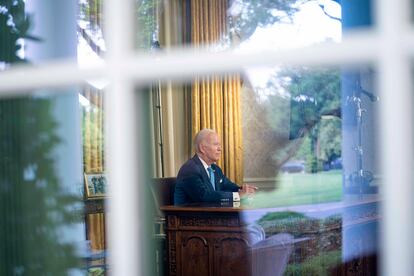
197,155,240,202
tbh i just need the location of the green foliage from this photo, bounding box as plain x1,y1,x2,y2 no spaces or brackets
258,213,341,237
258,211,306,223
0,3,82,274
256,213,343,276
136,0,157,49
284,250,342,276
80,0,103,29
251,170,342,208
0,0,40,63
0,98,82,275
306,153,318,173
318,118,341,163
88,267,105,276
270,67,341,172
278,67,341,117
294,135,311,160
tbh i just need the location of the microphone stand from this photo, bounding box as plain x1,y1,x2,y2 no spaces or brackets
151,41,165,177
346,78,378,194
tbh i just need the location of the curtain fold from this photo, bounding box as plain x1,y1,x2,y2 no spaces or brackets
187,0,243,184
82,85,106,251
87,213,106,251
81,0,106,259
82,86,104,173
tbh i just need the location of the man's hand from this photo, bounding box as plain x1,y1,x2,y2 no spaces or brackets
239,184,258,198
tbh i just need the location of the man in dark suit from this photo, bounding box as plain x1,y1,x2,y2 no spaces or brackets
174,129,257,205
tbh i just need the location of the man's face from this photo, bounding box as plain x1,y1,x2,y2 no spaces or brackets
201,133,222,163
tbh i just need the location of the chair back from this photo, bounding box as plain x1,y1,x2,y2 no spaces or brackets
151,177,176,209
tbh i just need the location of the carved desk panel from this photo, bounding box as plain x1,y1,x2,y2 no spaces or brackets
161,204,256,276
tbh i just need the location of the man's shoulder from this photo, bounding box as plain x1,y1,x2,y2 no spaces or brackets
181,156,199,169
177,156,201,177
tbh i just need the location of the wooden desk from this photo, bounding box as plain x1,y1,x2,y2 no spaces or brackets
161,203,259,276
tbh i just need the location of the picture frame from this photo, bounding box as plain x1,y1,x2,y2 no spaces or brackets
84,173,107,199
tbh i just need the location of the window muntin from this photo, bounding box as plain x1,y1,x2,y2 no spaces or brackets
0,0,413,275
147,64,380,274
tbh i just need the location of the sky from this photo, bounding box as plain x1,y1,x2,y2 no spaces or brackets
77,0,342,91
239,0,342,90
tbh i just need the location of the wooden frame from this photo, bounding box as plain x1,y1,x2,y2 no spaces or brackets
84,173,107,199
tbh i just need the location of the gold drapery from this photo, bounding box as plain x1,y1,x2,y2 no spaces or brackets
82,85,106,252
187,0,243,184
81,0,106,259
82,86,104,173
87,213,106,251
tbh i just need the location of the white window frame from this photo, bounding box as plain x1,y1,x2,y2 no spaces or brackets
0,0,413,275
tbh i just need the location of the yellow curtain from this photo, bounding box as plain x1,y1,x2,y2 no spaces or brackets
87,213,106,251
82,86,105,173
188,0,243,184
82,85,106,251
81,0,106,257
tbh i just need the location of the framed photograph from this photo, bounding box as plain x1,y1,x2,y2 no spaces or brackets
84,173,107,199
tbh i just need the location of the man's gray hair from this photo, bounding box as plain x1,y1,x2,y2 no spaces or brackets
194,128,216,153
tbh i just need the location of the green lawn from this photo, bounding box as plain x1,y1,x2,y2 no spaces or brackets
248,170,342,208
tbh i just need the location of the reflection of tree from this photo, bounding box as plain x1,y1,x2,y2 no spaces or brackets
0,0,40,63
0,2,81,274
267,67,341,172
136,0,157,49
78,0,157,51
0,98,82,274
241,80,296,179
228,0,302,42
228,0,341,44
318,118,341,164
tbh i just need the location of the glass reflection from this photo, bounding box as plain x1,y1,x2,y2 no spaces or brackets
1,1,87,273
240,65,379,275
78,2,108,274
242,66,341,201
229,0,341,49
150,64,380,275
0,0,33,66
0,95,85,275
144,0,341,52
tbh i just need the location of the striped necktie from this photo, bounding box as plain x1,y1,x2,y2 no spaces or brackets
207,167,215,190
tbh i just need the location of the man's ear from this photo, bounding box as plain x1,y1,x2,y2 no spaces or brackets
198,143,206,154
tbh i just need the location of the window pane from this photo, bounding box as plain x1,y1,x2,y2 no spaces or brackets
134,0,378,54
78,0,105,68
0,88,97,274
0,1,78,71
144,64,380,275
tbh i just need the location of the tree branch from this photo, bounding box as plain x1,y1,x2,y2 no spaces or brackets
319,4,341,22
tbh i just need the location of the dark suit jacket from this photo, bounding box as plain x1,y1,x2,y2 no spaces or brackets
174,155,240,205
